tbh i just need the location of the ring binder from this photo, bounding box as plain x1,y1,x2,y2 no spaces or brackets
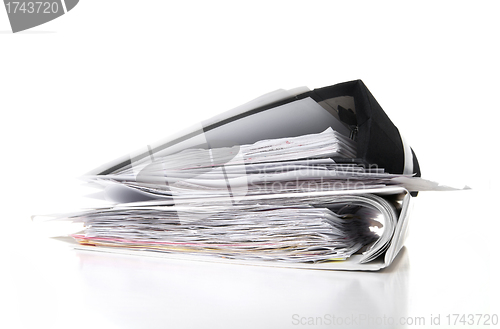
47,80,461,271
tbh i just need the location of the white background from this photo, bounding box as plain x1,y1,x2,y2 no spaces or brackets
1,1,499,328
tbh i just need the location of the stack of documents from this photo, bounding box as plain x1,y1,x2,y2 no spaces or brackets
50,80,462,271
67,203,376,263
85,128,425,202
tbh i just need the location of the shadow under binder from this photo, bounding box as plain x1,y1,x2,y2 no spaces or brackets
71,245,410,329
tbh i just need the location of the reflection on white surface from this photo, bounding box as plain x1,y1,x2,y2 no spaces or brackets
3,191,497,329
70,247,410,329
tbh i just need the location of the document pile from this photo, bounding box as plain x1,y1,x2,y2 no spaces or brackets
52,80,458,271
